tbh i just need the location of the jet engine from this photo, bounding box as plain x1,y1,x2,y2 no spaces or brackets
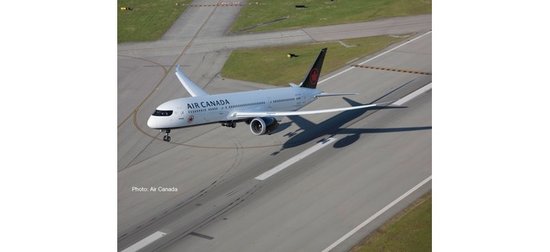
249,117,279,135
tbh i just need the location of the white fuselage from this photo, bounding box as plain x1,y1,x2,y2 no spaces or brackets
147,86,321,130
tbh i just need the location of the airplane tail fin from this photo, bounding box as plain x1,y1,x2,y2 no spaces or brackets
300,48,327,89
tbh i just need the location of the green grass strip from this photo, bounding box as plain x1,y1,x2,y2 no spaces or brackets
118,0,192,43
221,35,408,86
351,192,432,252
231,0,431,33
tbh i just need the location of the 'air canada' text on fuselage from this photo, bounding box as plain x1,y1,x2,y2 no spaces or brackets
187,99,231,109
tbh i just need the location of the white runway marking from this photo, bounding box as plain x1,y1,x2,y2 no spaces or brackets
319,30,432,85
255,137,337,181
121,231,166,252
321,175,432,252
393,82,432,106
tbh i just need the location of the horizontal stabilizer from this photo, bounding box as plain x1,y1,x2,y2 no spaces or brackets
175,65,209,97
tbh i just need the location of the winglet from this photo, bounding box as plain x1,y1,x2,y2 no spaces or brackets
175,64,209,97
300,48,327,89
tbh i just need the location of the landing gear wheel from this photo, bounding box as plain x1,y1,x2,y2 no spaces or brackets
222,121,237,128
161,129,172,142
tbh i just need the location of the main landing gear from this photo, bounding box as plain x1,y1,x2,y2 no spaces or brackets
221,121,236,128
161,129,171,142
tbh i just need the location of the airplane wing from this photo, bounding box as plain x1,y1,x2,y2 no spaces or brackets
231,101,394,118
175,64,209,97
315,92,358,98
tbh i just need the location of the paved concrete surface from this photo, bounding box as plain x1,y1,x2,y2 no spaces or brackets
303,14,431,41
118,1,431,250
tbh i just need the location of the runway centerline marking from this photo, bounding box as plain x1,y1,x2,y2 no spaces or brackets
255,137,337,181
318,30,431,85
321,175,432,252
121,231,166,252
393,82,432,106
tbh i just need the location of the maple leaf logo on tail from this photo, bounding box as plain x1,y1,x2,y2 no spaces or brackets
310,68,319,83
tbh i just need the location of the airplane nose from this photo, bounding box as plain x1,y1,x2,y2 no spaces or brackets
147,116,159,129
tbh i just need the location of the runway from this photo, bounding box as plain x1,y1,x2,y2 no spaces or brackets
118,1,431,251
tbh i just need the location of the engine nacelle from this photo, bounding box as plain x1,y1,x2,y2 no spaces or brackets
249,117,279,135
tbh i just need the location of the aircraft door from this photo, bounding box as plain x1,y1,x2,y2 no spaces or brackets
295,93,305,106
267,96,273,109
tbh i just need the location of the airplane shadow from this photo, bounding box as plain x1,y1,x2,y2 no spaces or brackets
272,97,430,154
332,126,432,148
268,122,292,135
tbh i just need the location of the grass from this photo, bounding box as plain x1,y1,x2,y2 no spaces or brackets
118,0,192,43
231,0,431,33
351,192,432,252
221,35,409,86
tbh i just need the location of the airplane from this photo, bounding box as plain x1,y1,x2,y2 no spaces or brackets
147,48,393,142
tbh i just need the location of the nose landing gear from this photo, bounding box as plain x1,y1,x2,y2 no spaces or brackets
161,129,171,142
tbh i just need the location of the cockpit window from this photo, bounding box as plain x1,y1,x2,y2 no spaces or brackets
152,110,173,116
